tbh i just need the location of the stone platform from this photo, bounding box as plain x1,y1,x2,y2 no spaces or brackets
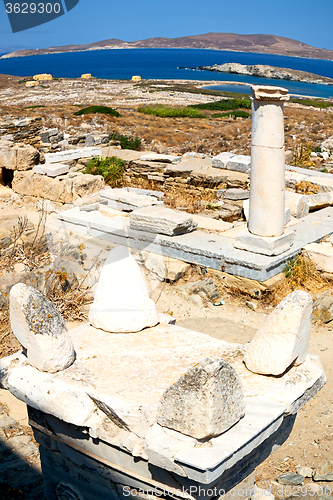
0,321,325,500
58,205,333,281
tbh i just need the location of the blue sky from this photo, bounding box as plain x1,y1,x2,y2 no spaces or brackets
0,0,333,53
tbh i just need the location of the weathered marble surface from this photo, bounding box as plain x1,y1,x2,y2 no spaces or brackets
89,246,159,333
244,291,313,375
10,283,75,373
0,321,325,479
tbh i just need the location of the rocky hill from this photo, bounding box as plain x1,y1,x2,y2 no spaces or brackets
2,32,333,60
198,63,333,84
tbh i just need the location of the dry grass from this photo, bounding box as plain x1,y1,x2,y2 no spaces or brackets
266,252,330,305
163,185,216,214
0,206,99,358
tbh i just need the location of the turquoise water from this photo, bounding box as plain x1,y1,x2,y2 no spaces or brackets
1,48,333,98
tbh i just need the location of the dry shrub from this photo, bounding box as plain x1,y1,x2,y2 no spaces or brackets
267,252,329,305
295,180,319,195
292,142,315,168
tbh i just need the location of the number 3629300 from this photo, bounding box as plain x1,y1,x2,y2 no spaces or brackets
5,3,62,14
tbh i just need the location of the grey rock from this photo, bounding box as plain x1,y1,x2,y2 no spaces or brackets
277,473,304,485
39,131,50,143
130,206,198,236
313,461,333,481
47,128,59,137
189,278,221,302
0,414,17,430
156,356,245,439
312,295,333,323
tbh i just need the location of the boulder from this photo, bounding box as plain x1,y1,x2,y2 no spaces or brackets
72,173,104,199
16,145,40,171
156,357,245,439
130,206,197,236
9,283,75,373
244,291,313,375
89,246,159,333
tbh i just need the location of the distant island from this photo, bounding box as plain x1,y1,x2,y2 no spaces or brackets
196,63,333,85
2,32,333,60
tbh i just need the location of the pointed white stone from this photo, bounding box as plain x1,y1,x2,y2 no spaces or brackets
244,290,313,375
156,356,245,439
89,246,159,333
10,283,75,373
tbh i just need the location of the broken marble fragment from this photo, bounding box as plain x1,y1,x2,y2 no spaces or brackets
156,356,245,439
244,290,312,375
10,283,75,373
89,246,159,333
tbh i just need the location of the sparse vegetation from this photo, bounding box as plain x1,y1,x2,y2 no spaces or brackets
73,105,121,117
137,104,205,118
292,142,315,168
212,110,251,119
267,252,329,305
190,98,251,111
109,132,141,150
24,105,45,109
291,98,333,109
86,156,125,187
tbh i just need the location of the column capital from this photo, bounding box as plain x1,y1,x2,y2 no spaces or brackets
251,85,289,101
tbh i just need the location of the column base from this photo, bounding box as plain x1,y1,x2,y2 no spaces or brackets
234,228,295,256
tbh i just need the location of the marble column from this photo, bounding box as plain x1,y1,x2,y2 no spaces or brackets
248,85,289,236
235,86,294,256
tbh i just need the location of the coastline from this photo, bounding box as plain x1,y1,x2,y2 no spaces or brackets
2,46,333,62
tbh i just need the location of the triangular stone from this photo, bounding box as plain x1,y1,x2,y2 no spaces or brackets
156,357,245,439
10,283,75,373
244,290,312,375
89,246,159,333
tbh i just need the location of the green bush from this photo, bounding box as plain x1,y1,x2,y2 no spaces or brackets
74,105,121,117
109,133,141,150
291,98,332,109
137,104,205,118
212,110,251,119
189,98,251,111
86,156,125,187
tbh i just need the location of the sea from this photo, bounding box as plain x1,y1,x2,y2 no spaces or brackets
1,48,333,98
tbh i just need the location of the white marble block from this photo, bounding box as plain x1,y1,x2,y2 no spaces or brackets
89,246,159,333
285,191,309,218
33,163,69,177
10,283,75,373
99,188,163,211
156,356,245,439
130,206,198,236
244,291,313,375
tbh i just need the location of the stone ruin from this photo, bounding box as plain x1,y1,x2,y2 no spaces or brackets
56,85,333,283
0,243,326,500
